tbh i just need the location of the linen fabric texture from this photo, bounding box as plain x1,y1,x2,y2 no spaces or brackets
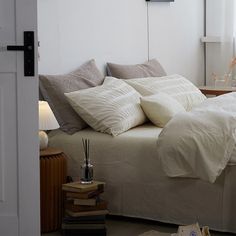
49,124,236,233
157,93,236,183
107,59,167,79
125,74,206,111
65,77,146,136
39,59,104,134
140,93,186,127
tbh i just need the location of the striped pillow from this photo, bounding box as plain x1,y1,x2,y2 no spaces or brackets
124,74,206,111
65,77,146,136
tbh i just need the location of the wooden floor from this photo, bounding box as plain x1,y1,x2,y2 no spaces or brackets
42,216,235,236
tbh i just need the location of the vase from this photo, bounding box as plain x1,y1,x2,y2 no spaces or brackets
80,159,93,184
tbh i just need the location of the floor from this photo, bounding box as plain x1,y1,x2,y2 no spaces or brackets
42,216,235,236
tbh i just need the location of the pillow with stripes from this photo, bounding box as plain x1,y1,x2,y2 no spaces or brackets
65,77,146,136
124,74,206,111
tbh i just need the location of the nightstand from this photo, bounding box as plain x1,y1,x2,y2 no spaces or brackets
40,147,67,233
199,86,236,96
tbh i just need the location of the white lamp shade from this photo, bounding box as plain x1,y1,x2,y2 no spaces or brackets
39,101,59,130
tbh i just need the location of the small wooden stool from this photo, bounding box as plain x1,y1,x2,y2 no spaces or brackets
40,147,67,233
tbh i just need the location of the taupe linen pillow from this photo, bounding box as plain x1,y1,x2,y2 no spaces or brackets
106,59,166,79
39,59,104,134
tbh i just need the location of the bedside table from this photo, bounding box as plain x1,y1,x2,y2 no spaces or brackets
199,86,236,96
40,147,67,233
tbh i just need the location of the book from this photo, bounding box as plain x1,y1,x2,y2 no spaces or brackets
63,228,106,236
65,200,107,212
66,209,109,217
62,181,105,193
63,215,106,223
62,223,105,230
63,219,105,225
66,188,104,199
73,197,99,206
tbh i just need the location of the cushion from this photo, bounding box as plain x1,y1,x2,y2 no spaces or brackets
140,93,185,127
39,59,104,134
65,77,146,136
124,74,206,111
106,59,166,79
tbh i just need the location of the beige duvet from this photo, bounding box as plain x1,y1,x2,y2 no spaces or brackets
158,93,236,183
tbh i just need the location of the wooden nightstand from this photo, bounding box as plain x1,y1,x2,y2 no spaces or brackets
199,86,236,96
40,147,67,233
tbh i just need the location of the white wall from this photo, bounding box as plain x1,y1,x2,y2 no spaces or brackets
149,0,204,85
205,0,235,85
38,0,148,75
38,0,204,85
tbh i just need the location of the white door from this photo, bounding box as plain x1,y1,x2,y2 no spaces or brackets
0,0,40,235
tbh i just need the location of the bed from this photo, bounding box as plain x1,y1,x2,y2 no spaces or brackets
40,59,236,233
49,124,236,233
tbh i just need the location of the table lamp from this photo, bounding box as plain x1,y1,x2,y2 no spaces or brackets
39,101,59,150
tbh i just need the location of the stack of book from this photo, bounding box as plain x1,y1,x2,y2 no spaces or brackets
62,181,108,236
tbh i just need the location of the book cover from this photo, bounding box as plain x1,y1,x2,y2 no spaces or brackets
65,200,107,212
63,219,105,225
73,196,99,206
66,188,104,199
62,223,105,230
63,228,106,236
63,215,106,223
65,209,109,217
63,181,105,193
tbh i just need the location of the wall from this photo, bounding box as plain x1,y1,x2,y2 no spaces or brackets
148,0,204,85
38,0,204,85
205,0,235,85
38,0,148,75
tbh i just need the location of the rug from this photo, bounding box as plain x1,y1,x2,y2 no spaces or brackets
138,230,176,236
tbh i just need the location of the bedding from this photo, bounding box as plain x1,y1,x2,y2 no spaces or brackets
49,123,162,179
157,92,236,183
39,59,104,134
49,123,236,233
43,59,236,232
65,77,146,136
124,74,206,111
140,93,186,127
107,59,167,79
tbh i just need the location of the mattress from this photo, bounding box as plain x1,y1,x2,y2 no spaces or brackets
49,124,236,233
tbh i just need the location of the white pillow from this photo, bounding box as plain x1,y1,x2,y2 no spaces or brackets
124,74,206,111
140,93,185,127
65,77,146,136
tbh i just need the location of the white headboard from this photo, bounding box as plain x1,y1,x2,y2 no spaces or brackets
38,0,148,75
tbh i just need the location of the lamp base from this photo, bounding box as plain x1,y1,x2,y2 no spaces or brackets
39,130,48,150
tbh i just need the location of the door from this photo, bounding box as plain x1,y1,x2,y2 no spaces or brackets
0,0,40,235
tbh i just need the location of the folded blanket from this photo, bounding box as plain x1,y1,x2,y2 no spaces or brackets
157,92,236,183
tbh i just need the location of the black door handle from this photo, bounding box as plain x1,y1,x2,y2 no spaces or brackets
7,31,35,77
7,46,25,51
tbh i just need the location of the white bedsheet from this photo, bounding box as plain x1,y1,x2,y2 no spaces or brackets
157,93,236,183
